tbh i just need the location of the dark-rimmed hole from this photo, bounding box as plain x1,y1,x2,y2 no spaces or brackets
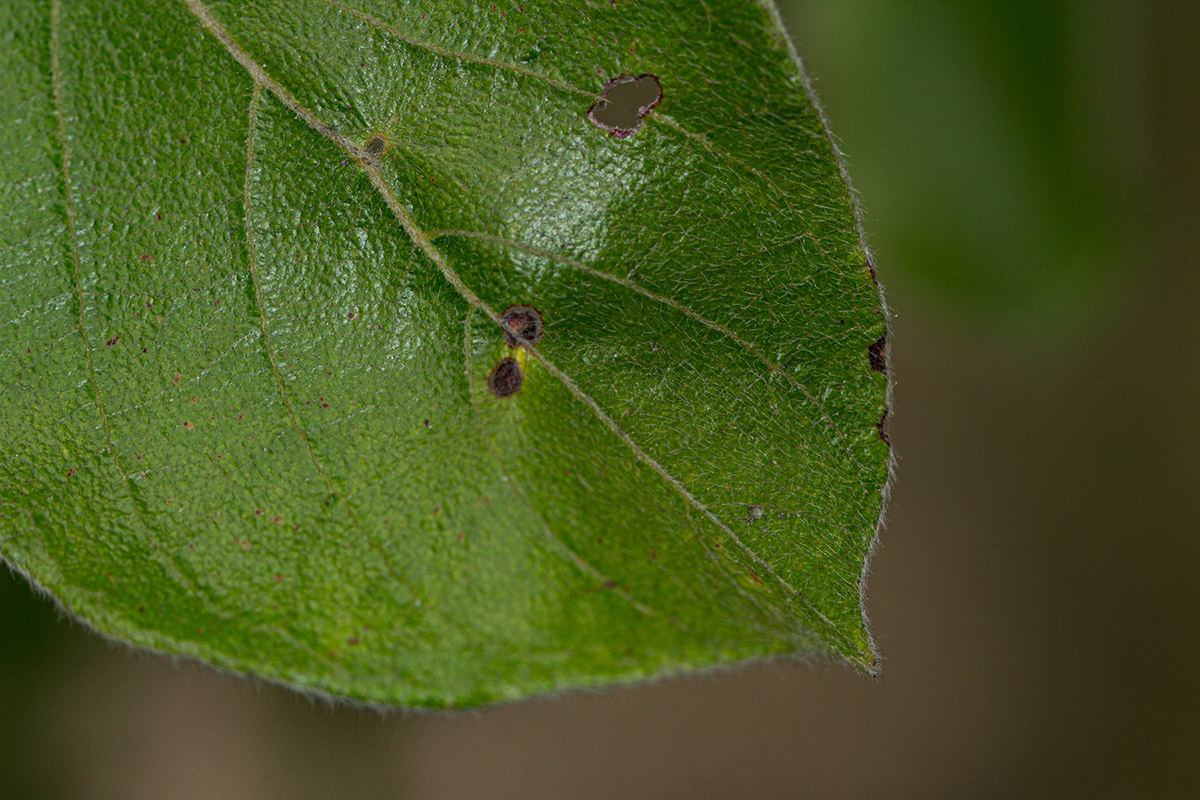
588,74,662,139
500,305,544,349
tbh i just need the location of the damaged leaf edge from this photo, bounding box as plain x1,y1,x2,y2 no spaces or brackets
762,0,896,677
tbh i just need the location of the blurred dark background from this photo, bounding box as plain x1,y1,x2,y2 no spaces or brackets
4,1,1198,797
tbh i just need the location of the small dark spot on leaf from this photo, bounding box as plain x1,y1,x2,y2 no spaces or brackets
603,580,617,589
423,418,431,428
588,74,662,139
105,335,119,347
347,636,360,646
140,254,153,262
500,305,544,348
868,333,888,375
273,574,283,583
487,357,523,397
182,420,194,430
364,135,389,158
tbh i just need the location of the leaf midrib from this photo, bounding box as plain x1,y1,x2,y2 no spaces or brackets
181,0,850,650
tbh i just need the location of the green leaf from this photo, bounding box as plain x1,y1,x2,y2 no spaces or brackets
0,0,891,707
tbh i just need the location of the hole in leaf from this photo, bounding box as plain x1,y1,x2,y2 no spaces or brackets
588,74,662,139
500,305,544,349
487,358,523,398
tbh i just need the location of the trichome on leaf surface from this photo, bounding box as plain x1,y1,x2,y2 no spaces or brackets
0,0,891,707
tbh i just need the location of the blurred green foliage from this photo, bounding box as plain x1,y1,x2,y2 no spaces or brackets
791,0,1146,339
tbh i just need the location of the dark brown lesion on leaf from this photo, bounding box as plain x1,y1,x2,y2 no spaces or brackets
500,305,543,349
588,74,662,139
487,357,523,398
868,333,888,375
876,407,891,445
